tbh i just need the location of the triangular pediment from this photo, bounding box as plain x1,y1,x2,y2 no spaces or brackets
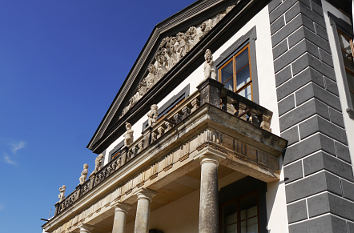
88,0,246,152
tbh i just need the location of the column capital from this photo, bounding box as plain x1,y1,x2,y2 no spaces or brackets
135,188,157,201
194,147,225,166
78,223,94,232
112,202,131,213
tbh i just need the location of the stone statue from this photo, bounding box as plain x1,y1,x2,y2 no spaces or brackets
204,49,217,80
92,153,104,175
124,122,134,147
79,163,89,185
147,104,158,127
58,185,66,202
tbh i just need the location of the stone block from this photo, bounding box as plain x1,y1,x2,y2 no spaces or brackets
288,25,330,53
269,0,297,24
303,151,353,181
348,222,354,233
278,94,295,116
284,160,303,183
308,192,354,221
328,108,344,128
342,180,354,201
315,23,328,40
273,39,288,60
334,141,352,163
277,67,324,101
268,0,282,14
324,77,339,96
287,200,308,223
279,99,329,132
275,65,292,87
293,54,335,80
289,211,347,233
285,171,341,203
275,39,319,73
295,83,341,112
271,15,285,35
281,126,299,146
285,1,325,27
272,13,311,46
319,48,334,67
298,115,347,144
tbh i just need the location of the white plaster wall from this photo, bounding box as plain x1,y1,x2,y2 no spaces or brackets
104,5,289,233
125,190,200,233
322,0,354,173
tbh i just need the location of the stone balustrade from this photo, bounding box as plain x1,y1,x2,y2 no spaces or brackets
53,78,274,218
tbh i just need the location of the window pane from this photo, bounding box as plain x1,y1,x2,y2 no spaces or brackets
221,61,234,91
237,85,252,100
225,211,237,233
236,65,251,90
236,48,249,72
236,48,251,90
240,206,258,233
338,32,354,71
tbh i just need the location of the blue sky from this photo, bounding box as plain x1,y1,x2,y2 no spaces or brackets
0,1,195,232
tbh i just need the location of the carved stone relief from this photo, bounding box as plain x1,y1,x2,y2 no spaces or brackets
119,4,235,118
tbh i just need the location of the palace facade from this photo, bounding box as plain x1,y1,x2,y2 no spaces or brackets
42,0,354,233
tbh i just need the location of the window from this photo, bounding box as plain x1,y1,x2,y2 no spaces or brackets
109,141,124,162
142,85,190,132
337,29,354,108
221,193,259,233
218,44,253,100
329,13,354,118
215,27,258,103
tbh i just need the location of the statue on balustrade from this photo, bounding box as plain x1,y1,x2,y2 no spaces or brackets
91,153,104,176
204,49,217,80
79,163,89,185
124,122,134,147
147,104,158,127
58,185,66,202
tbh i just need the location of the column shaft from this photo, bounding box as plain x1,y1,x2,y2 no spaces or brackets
199,157,219,233
112,204,130,233
134,189,154,233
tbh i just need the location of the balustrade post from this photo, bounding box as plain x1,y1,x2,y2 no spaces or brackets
197,78,224,108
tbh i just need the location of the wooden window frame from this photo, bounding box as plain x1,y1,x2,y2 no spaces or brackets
218,44,253,100
220,191,260,233
329,12,354,119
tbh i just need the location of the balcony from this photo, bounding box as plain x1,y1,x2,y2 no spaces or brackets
45,78,287,232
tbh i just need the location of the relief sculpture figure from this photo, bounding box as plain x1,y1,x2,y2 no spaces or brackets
119,6,233,119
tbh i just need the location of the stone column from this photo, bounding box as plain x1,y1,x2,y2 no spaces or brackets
199,156,219,233
134,188,155,233
112,203,131,233
79,224,93,233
